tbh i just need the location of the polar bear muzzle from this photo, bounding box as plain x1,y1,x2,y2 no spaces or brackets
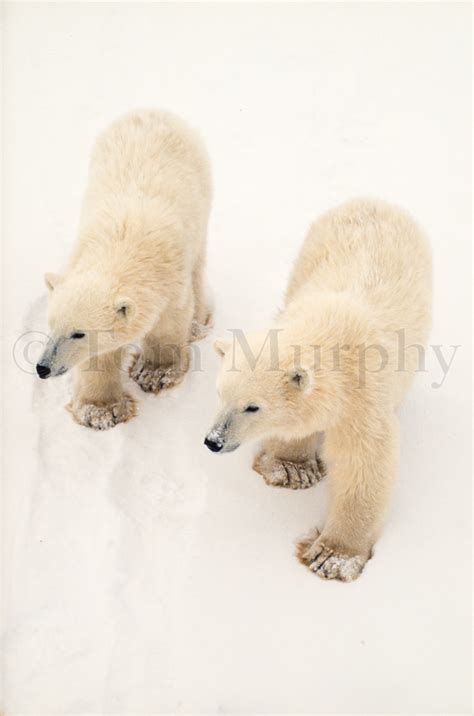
204,415,241,454
36,336,70,379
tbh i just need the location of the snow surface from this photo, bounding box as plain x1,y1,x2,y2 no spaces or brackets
2,3,471,713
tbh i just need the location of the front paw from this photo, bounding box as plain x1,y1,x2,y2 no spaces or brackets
129,353,187,394
296,528,370,582
253,451,325,489
67,393,137,430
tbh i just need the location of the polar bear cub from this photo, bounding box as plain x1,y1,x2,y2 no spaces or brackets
205,199,432,582
37,110,212,429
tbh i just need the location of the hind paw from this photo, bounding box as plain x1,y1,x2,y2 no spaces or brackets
190,319,212,342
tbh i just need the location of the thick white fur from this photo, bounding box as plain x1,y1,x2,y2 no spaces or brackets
208,198,432,581
41,110,212,429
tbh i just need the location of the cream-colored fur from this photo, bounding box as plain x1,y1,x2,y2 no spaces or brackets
206,198,432,582
39,110,212,429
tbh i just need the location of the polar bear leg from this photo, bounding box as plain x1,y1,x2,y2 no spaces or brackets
130,300,193,394
191,249,212,334
68,349,137,430
253,434,325,489
296,413,399,581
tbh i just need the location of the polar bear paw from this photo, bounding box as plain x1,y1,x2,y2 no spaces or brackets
253,451,325,489
296,528,370,582
190,319,212,342
67,393,137,430
129,354,186,394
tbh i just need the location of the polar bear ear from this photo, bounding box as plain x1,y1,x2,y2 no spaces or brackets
286,368,312,392
44,272,62,291
114,298,133,319
214,339,231,357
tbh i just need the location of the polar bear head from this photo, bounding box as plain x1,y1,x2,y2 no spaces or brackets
204,329,342,453
36,269,157,379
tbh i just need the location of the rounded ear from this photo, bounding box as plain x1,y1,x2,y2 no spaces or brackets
114,298,133,319
214,339,231,357
44,272,62,291
286,368,312,391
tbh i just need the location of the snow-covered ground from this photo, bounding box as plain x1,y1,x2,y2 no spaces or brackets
2,3,471,713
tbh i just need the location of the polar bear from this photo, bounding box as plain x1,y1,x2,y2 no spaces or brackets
37,110,212,429
205,199,432,582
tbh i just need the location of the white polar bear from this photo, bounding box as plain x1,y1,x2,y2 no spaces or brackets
38,110,212,429
205,198,432,582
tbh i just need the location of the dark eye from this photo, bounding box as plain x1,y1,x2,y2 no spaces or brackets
71,331,85,339
244,404,260,413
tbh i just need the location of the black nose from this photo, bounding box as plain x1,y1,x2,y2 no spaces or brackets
36,363,51,379
204,437,223,453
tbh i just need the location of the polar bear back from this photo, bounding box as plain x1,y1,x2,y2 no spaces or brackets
285,198,432,346
90,110,210,201
76,110,212,266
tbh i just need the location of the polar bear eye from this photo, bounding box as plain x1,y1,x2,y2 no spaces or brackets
244,404,260,413
70,331,86,339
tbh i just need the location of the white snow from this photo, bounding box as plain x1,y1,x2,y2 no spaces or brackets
2,3,471,713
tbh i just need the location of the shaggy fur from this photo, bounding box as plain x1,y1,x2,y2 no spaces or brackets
39,110,212,429
206,198,432,582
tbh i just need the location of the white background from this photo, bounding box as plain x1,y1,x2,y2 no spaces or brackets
2,2,472,713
